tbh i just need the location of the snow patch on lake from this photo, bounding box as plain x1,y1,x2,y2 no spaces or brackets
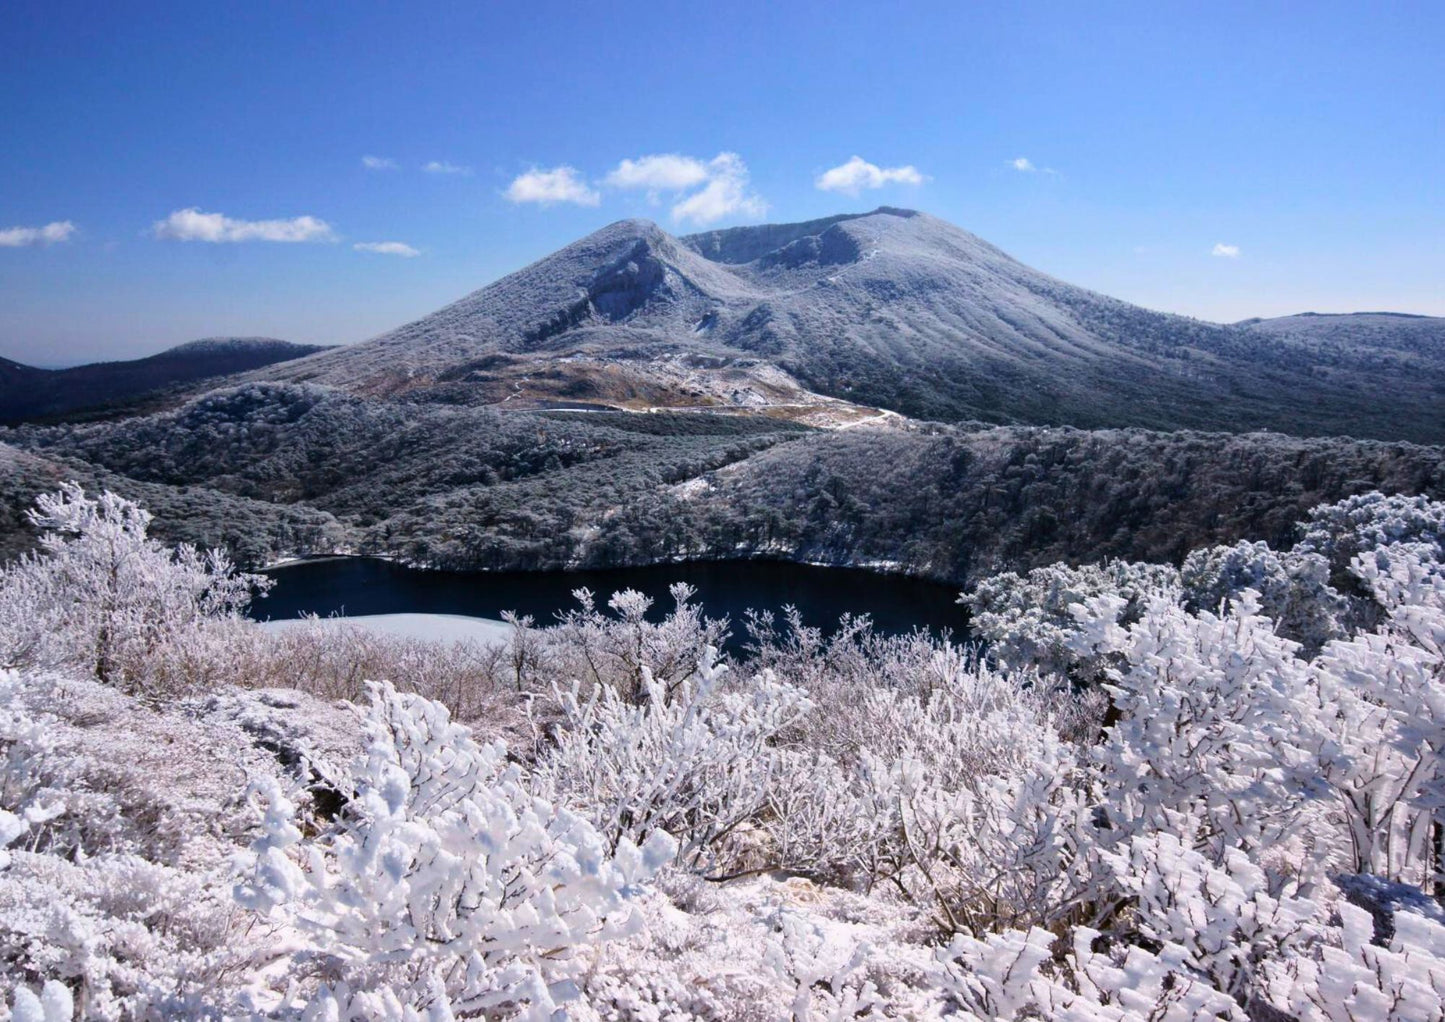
257,613,514,645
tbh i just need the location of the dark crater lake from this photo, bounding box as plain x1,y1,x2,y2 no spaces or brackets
253,557,969,650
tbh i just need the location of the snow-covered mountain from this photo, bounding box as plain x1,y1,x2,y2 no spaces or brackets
257,207,1445,441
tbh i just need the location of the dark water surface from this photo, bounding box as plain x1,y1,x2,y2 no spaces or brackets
254,557,967,648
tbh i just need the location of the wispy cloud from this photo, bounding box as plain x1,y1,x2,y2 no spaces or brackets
505,166,601,206
152,208,336,243
0,221,77,247
1212,242,1241,258
1009,156,1061,176
361,155,398,170
605,154,710,194
670,153,767,225
422,160,472,175
353,241,420,257
815,156,927,196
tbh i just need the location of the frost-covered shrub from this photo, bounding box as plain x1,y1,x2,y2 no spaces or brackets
0,849,237,1019
878,726,1084,933
1181,539,1345,650
0,670,274,1019
225,614,513,724
0,673,65,867
552,583,730,701
1297,490,1445,573
964,560,1180,681
533,648,810,873
0,484,269,694
933,924,1243,1020
742,605,894,697
765,660,1088,931
1303,543,1445,885
1098,832,1325,1002
6,483,1445,1017
1293,491,1445,632
932,868,1442,1022
762,907,885,1021
5,981,72,1022
1072,591,1321,861
236,680,675,1019
1262,902,1445,1022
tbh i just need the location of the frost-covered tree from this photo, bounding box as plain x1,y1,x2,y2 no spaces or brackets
533,648,811,873
551,583,730,701
1070,590,1321,861
1297,490,1445,573
964,560,1179,681
1180,539,1345,651
0,484,269,692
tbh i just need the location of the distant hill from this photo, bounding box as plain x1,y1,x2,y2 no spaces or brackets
1237,311,1445,367
255,207,1445,442
0,337,331,424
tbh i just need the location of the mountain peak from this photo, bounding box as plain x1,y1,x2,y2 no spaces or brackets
682,207,921,265
247,208,1445,442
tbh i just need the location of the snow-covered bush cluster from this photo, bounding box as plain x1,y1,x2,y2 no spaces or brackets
0,483,270,694
3,484,1445,1019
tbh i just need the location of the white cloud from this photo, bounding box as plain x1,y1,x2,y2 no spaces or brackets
152,208,336,243
605,154,710,192
361,155,398,170
670,153,767,225
422,160,472,175
603,151,767,223
0,221,77,247
1212,243,1241,258
815,156,927,196
1009,156,1062,176
505,166,601,206
353,241,420,257
504,152,765,222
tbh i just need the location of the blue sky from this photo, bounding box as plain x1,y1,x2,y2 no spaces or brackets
2,1,1441,365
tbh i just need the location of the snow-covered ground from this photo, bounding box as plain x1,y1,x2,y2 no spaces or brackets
257,612,514,645
9,484,1445,1018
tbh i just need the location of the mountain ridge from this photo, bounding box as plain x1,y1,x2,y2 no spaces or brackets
0,337,331,425
254,207,1445,442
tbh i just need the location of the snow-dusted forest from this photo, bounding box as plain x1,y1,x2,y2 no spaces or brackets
2,483,1444,1019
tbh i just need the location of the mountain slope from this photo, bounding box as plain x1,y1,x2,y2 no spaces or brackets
257,208,1445,442
0,337,331,425
1239,312,1445,368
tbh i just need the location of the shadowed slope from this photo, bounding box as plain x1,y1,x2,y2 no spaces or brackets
0,337,330,425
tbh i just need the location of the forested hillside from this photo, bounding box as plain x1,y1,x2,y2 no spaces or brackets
6,383,1443,582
